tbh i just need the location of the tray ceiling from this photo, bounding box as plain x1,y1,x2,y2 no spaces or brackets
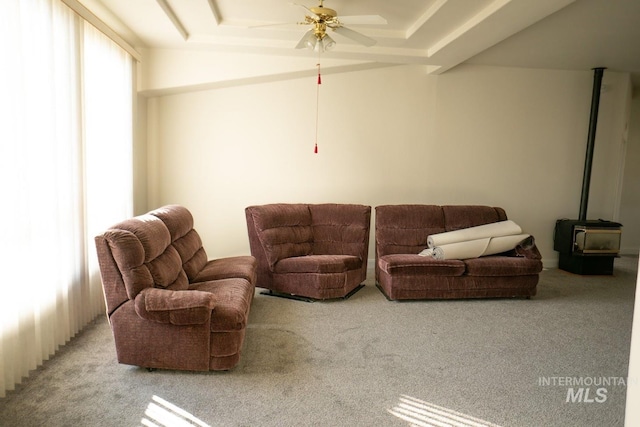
83,0,640,77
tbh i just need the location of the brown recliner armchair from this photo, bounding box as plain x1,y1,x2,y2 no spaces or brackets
94,206,256,371
245,203,371,301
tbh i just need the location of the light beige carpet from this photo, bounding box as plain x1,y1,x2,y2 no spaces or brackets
1,256,637,427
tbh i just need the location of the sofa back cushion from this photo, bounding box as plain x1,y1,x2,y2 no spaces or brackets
149,205,208,281
375,205,445,256
97,214,188,305
375,205,508,258
309,204,371,260
246,204,313,269
442,205,507,231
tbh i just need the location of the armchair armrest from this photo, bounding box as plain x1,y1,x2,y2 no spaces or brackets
134,287,216,325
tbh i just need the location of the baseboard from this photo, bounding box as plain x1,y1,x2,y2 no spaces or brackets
620,247,640,256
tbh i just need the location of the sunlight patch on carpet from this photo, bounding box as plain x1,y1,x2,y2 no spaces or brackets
141,395,210,427
388,395,502,427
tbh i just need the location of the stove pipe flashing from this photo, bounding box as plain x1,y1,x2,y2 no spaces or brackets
578,67,606,221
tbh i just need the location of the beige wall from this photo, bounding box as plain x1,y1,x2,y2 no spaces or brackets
625,255,640,426
619,94,640,254
139,61,636,266
133,92,148,216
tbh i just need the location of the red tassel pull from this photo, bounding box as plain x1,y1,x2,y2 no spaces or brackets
315,63,321,154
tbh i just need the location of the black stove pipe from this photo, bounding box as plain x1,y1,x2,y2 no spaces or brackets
579,67,606,221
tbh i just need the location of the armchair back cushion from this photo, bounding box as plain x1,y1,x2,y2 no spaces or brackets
147,204,257,286
148,205,209,282
98,215,188,315
249,203,313,269
310,204,371,264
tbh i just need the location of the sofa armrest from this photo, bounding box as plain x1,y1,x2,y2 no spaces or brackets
134,287,215,325
512,236,542,260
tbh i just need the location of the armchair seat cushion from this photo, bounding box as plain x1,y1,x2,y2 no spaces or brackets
274,255,362,274
379,254,465,276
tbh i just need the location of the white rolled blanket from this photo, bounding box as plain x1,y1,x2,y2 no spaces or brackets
419,234,530,260
427,220,522,248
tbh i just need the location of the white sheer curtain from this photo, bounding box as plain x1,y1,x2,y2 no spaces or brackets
83,21,134,322
0,0,133,397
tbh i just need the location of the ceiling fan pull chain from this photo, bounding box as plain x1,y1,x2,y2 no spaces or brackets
315,62,321,154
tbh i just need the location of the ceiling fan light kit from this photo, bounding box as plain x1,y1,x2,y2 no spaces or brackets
294,0,385,52
300,25,336,53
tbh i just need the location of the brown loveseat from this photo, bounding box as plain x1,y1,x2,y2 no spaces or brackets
245,203,371,300
375,205,542,300
95,205,257,371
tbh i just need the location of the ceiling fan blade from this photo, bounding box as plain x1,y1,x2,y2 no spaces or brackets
295,29,314,49
338,15,387,25
332,26,376,47
247,22,295,29
290,2,319,17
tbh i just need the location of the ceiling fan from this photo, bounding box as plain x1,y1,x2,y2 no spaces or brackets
293,0,387,52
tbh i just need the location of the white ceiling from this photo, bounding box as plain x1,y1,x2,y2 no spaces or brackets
84,0,640,81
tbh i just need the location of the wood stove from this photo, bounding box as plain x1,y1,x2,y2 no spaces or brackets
554,219,622,275
553,67,623,275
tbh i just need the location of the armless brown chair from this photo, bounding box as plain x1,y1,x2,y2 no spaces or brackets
245,203,371,301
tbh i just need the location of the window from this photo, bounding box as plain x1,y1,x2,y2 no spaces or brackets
0,0,134,397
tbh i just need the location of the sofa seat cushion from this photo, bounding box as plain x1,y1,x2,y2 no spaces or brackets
190,278,253,332
379,254,465,276
463,256,543,277
192,256,258,284
274,255,362,274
